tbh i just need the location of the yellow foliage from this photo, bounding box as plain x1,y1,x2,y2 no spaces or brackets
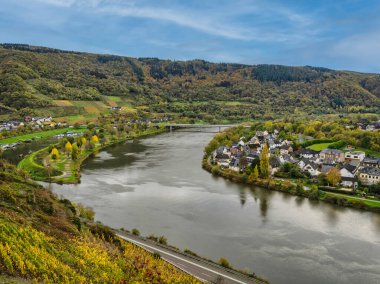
65,141,72,153
91,135,99,143
0,222,200,283
50,148,59,159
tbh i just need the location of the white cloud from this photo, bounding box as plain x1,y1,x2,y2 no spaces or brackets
30,0,318,42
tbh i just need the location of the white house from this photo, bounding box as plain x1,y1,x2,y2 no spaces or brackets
344,151,365,161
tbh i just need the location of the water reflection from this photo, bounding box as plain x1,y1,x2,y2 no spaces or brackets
47,130,380,284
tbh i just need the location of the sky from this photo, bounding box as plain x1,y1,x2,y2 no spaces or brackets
0,0,380,73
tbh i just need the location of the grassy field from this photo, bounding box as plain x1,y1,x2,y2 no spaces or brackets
0,128,84,145
306,142,334,151
321,191,380,208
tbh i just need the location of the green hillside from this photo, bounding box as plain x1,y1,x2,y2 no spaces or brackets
0,43,379,122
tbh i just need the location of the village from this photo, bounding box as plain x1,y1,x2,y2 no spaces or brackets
0,116,70,150
212,129,380,191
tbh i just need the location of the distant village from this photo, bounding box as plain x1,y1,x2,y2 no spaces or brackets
0,116,69,150
212,129,380,190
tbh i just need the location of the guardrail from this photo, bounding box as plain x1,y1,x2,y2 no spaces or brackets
116,230,267,284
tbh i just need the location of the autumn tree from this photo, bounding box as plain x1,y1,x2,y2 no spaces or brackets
248,165,259,183
91,135,99,144
80,137,87,148
71,144,79,160
326,167,341,186
65,141,72,156
50,148,59,160
260,143,270,178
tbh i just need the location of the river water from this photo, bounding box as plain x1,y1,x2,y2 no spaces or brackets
46,130,380,284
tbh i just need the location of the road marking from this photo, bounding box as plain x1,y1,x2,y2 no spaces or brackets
176,263,186,268
202,272,212,277
118,234,252,284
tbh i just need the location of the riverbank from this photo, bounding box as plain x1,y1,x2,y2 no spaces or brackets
18,127,166,184
202,159,380,213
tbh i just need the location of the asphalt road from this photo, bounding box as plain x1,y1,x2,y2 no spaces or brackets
117,231,266,284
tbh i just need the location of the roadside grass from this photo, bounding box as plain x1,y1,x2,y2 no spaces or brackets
306,142,333,151
0,128,84,145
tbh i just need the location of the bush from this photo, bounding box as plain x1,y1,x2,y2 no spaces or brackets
132,228,140,236
309,188,320,200
158,236,167,245
152,252,161,259
76,203,95,221
219,257,232,269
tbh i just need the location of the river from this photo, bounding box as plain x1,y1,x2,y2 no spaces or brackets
44,130,380,284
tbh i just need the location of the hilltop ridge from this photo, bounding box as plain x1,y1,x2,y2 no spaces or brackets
0,43,379,122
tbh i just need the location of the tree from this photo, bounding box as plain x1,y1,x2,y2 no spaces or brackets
50,147,59,160
260,143,270,178
91,135,99,144
80,137,87,148
326,168,341,186
248,165,259,183
65,141,72,156
71,144,79,160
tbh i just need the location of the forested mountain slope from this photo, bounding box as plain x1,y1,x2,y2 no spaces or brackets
0,44,379,121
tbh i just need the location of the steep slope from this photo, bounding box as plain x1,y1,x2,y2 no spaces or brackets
0,161,199,283
0,44,379,121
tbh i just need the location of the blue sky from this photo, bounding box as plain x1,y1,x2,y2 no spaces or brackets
0,0,380,72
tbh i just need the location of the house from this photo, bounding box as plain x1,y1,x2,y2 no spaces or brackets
340,167,355,179
361,157,380,169
298,148,319,159
302,161,320,176
229,157,240,172
358,167,380,185
341,177,358,189
343,161,360,175
246,153,260,164
269,156,281,175
319,149,345,164
110,106,121,111
279,154,298,165
344,151,365,161
280,144,293,155
321,164,334,174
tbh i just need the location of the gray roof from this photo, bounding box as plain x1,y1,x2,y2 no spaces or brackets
360,167,380,176
320,148,343,154
321,164,334,173
363,157,380,165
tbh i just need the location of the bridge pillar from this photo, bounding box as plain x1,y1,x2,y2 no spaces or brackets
219,126,221,132
169,125,172,133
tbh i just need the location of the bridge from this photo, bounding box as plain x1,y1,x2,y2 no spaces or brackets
153,123,242,133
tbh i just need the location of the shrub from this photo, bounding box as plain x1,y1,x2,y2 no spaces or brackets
309,188,320,200
158,236,167,245
132,228,140,236
219,257,232,269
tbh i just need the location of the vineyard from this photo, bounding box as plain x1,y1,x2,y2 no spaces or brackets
0,162,200,283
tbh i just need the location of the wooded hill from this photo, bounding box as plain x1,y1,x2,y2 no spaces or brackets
0,44,379,122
